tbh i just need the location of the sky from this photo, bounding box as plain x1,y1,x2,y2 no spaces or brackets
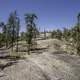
0,0,80,32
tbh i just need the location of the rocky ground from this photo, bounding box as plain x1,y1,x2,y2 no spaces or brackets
0,39,80,80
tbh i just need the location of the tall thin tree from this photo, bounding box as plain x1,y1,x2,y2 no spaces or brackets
25,13,38,54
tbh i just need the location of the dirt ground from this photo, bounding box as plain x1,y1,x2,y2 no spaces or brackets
0,39,80,80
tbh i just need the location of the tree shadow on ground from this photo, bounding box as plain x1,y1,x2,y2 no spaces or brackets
17,47,48,54
0,55,25,61
0,61,17,70
51,50,67,54
30,47,48,54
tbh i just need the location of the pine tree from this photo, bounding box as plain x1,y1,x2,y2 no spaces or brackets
25,13,38,54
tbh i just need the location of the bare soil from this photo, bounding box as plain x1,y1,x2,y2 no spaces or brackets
0,39,80,80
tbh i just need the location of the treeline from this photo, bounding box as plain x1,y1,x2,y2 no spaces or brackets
0,11,39,54
0,11,20,51
0,11,80,55
51,13,80,55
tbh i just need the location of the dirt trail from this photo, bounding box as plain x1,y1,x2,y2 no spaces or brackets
0,52,80,80
0,39,80,80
